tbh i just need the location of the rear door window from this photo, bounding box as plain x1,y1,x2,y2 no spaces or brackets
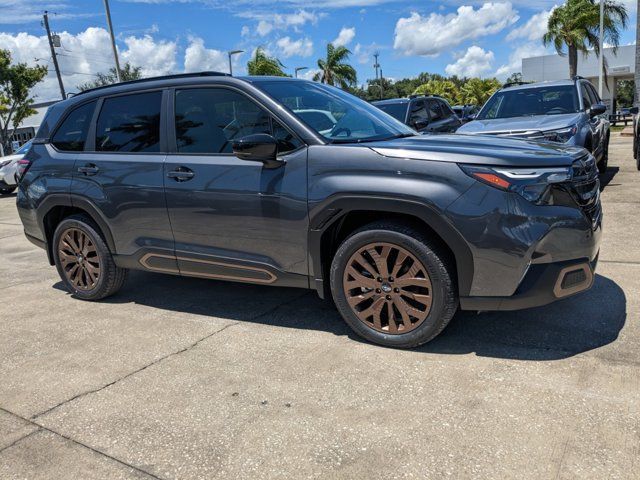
52,101,96,151
438,100,454,119
96,91,162,152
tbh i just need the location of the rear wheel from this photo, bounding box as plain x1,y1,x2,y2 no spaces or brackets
597,135,609,175
330,221,458,348
53,214,127,300
0,186,16,195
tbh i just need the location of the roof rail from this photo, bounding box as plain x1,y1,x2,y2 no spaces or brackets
502,81,531,89
75,71,230,97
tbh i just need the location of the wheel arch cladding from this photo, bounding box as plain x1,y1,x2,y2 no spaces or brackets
308,196,474,299
40,195,116,265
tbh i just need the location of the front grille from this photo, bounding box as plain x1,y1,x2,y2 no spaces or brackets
569,154,601,226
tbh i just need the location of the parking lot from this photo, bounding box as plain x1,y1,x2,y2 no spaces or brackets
0,134,638,479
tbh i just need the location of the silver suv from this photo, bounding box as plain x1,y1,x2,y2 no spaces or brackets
458,78,610,173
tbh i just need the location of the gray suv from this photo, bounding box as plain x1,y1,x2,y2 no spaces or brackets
372,95,462,133
458,78,610,173
16,73,601,348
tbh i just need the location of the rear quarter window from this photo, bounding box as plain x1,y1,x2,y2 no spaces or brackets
51,101,97,152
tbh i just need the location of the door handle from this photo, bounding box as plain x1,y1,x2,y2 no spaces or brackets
77,164,99,176
167,167,195,182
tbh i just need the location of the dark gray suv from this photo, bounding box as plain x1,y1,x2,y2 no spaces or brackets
16,73,601,348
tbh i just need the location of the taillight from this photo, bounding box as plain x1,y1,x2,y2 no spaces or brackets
16,159,31,182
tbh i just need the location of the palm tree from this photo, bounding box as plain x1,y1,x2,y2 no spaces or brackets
413,80,460,105
313,43,357,89
543,0,628,78
247,47,288,76
460,78,502,106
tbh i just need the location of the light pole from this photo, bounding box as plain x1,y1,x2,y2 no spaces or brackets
103,0,122,82
598,0,604,98
228,50,244,76
294,66,308,78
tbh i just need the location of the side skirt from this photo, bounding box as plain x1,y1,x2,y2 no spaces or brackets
114,249,310,289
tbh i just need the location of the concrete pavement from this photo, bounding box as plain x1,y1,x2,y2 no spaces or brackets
0,135,638,479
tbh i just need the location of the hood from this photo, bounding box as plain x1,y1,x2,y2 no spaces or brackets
457,113,582,135
366,133,584,167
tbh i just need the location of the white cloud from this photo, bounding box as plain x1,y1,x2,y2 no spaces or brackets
445,46,495,77
0,27,179,101
0,0,96,24
276,36,313,58
298,68,320,80
332,27,356,47
184,37,229,73
506,6,556,42
496,42,547,78
353,42,380,64
394,2,518,56
240,10,322,37
120,35,177,77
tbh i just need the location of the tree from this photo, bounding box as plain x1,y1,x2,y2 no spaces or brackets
460,78,501,105
313,43,357,89
247,48,288,76
0,49,47,154
78,63,142,91
505,72,524,84
543,0,628,78
413,80,460,104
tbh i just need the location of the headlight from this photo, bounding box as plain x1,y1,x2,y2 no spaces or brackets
0,159,11,168
460,164,572,204
541,125,577,143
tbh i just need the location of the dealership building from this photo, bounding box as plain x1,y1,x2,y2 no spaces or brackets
522,44,635,112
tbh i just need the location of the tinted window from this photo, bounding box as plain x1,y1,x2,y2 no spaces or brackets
175,88,302,155
375,102,408,123
294,110,335,132
408,101,429,128
478,85,580,119
427,100,443,121
587,83,600,106
96,92,161,152
438,100,453,119
580,84,592,109
52,101,96,151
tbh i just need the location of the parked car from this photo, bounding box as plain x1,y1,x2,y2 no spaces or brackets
452,104,479,123
457,78,611,174
17,73,601,348
0,140,32,195
372,95,462,133
630,106,640,170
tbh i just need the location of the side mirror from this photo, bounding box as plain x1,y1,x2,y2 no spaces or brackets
630,107,639,115
589,103,607,117
232,134,282,169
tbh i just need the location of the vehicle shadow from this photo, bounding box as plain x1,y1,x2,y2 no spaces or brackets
55,271,626,361
600,166,620,190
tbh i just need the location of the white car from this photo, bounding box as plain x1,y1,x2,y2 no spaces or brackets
293,109,337,136
0,140,32,195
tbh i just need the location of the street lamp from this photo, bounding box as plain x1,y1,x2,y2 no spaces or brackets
228,50,244,76
294,66,308,78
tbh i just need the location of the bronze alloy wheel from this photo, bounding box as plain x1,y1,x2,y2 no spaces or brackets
343,242,433,334
58,228,101,291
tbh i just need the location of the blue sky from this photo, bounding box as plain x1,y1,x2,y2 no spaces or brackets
0,0,636,101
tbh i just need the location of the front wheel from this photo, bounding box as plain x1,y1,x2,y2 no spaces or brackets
53,214,127,300
330,221,458,348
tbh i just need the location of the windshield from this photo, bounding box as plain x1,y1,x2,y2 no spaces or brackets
15,140,32,155
374,102,408,123
254,80,415,143
478,85,580,119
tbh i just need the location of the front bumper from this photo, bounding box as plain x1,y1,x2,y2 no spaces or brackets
459,256,597,311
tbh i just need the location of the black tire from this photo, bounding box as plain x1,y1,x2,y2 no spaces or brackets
636,137,640,171
0,186,16,195
330,221,458,348
52,214,127,300
597,135,609,174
